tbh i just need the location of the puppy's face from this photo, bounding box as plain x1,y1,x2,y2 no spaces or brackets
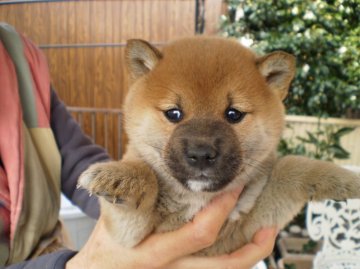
124,37,295,192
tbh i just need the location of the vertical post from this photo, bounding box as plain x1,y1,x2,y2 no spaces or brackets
195,0,205,34
117,112,123,160
104,112,108,152
91,112,96,142
78,112,83,128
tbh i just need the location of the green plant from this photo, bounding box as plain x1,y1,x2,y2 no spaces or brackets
278,124,355,161
220,0,360,118
285,264,296,269
302,239,318,254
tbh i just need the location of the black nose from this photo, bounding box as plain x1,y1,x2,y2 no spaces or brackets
185,143,218,169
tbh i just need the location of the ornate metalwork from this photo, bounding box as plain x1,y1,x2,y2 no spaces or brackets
307,199,360,269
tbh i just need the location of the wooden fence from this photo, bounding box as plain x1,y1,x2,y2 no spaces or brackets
68,107,124,160
0,0,223,108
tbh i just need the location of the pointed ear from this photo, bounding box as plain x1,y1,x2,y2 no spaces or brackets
125,39,162,80
256,51,296,100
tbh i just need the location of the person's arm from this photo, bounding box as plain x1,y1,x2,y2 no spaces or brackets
50,88,110,219
4,250,76,269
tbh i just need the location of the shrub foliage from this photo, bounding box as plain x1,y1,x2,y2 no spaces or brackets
221,0,360,118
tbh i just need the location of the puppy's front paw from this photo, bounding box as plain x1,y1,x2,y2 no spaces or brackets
78,161,158,211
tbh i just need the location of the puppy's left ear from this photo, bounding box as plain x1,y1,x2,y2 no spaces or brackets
125,39,162,80
257,51,296,100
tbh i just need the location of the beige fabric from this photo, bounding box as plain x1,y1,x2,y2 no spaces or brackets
8,125,63,263
29,220,73,258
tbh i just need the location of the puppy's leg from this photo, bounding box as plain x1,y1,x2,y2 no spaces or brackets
78,160,158,247
241,155,360,242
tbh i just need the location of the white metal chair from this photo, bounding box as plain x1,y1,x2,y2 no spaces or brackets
307,166,360,269
253,260,267,269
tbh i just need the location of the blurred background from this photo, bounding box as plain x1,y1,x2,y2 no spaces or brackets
1,1,359,268
0,0,358,164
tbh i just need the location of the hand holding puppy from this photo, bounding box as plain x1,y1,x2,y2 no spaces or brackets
66,188,277,269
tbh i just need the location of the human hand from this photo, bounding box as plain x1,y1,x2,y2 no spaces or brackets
66,187,277,269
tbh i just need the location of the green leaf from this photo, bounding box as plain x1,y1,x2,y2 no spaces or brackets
333,127,355,139
328,144,351,159
306,131,319,144
296,136,312,143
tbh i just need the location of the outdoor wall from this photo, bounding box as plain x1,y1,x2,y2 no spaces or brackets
285,116,360,166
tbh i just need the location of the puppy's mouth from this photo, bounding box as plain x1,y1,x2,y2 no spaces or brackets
187,178,215,192
185,175,233,192
164,119,242,193
183,171,217,192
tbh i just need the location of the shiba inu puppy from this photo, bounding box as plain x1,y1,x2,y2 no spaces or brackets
79,37,360,255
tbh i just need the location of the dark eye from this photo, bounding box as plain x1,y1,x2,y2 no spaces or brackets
225,108,246,123
164,108,183,123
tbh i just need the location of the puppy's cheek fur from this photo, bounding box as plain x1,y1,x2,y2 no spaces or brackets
238,109,284,158
126,110,167,151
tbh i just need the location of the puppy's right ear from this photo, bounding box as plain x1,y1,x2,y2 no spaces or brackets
256,51,296,101
125,39,162,80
